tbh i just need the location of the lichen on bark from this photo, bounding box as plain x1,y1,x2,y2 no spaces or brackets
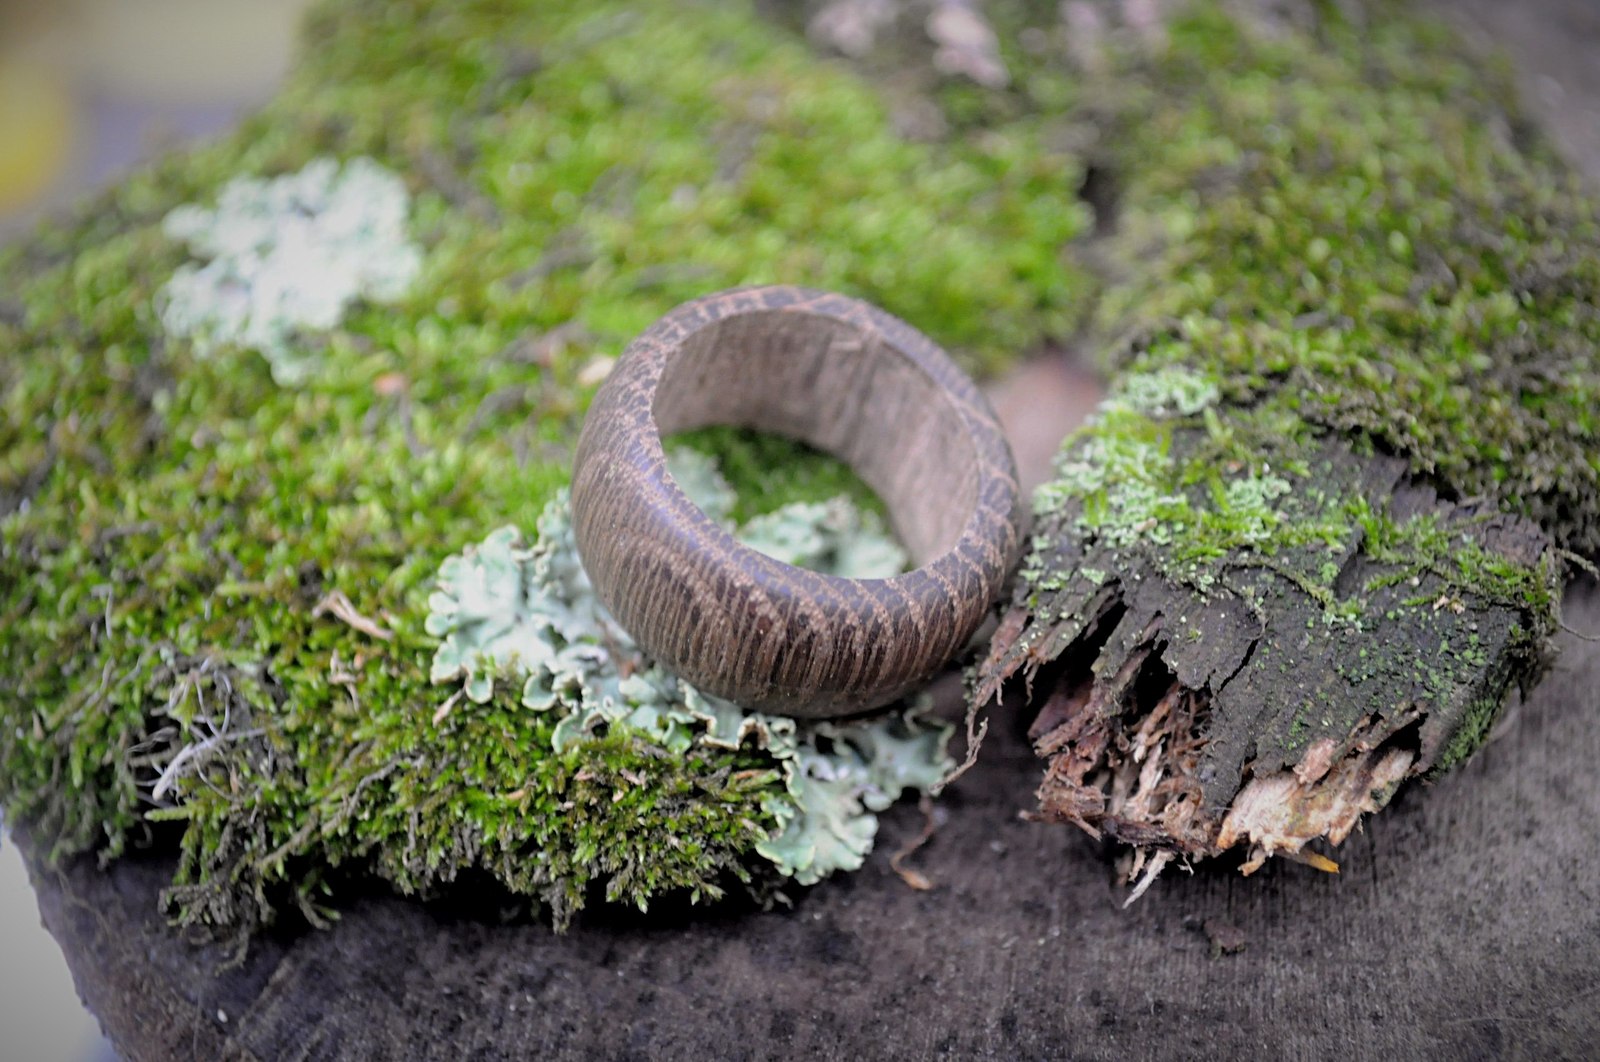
975,2,1594,885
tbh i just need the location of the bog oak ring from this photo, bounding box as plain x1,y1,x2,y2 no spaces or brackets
570,286,1026,718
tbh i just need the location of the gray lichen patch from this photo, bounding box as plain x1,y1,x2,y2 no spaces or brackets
159,157,422,386
423,456,946,889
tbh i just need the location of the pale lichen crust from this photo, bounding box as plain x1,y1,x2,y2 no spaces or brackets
159,157,423,385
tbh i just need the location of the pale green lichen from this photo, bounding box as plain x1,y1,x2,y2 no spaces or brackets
758,710,950,885
667,441,906,577
423,451,946,887
1029,371,1232,559
664,447,740,525
1033,418,1179,551
737,500,907,579
159,157,422,385
1217,473,1292,545
1101,366,1219,418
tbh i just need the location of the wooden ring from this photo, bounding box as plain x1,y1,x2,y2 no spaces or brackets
571,286,1025,718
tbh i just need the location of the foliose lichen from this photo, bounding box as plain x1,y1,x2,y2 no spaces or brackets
423,450,942,888
159,157,422,385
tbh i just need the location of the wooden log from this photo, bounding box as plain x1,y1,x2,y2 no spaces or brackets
969,0,1600,885
18,585,1600,1059
7,2,1600,1057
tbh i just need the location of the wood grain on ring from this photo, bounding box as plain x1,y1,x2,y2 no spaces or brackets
571,286,1026,717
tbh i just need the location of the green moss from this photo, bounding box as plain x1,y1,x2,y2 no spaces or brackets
1003,1,1589,837
668,427,889,524
0,0,1083,934
1092,5,1600,556
156,682,784,935
1351,498,1561,618
1024,1,1595,630
1433,685,1507,773
1024,382,1352,608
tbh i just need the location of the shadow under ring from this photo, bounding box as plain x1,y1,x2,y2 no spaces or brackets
571,285,1026,718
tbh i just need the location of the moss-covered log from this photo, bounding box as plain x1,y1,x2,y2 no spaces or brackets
0,0,1087,939
976,5,1598,883
3,0,1596,954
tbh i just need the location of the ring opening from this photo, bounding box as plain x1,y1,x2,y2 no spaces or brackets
651,309,980,566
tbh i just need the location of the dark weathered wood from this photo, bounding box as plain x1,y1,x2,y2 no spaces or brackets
21,584,1600,1060
572,286,1025,716
976,435,1561,880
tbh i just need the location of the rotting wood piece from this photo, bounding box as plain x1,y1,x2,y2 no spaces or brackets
977,430,1560,890
966,0,1598,889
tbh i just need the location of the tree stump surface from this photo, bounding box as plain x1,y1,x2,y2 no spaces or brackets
19,586,1599,1060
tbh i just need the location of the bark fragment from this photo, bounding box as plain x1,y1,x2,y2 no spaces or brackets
978,432,1559,884
967,0,1594,890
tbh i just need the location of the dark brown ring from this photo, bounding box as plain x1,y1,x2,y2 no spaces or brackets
570,285,1025,718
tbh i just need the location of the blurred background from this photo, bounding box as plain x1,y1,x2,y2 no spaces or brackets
0,0,311,236
2,5,310,1058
